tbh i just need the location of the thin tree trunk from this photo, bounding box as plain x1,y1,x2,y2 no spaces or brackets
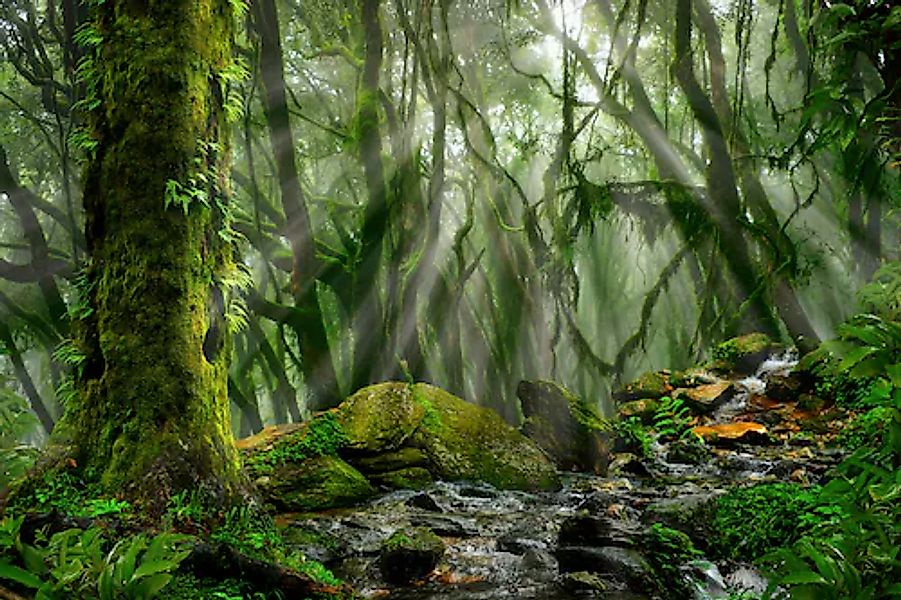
252,0,340,411
351,0,391,392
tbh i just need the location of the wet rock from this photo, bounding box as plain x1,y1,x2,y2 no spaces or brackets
518,380,610,475
616,398,660,424
766,372,807,402
670,368,720,388
368,467,433,489
379,527,446,584
609,453,654,478
498,533,547,555
684,560,728,598
556,546,656,592
253,455,375,512
281,525,345,563
674,381,735,414
724,564,769,595
576,490,619,514
457,483,499,498
405,492,442,512
643,493,718,538
613,371,672,402
666,437,712,464
558,515,640,548
410,514,478,537
354,447,429,473
520,548,557,580
559,570,608,595
692,422,770,446
709,333,775,375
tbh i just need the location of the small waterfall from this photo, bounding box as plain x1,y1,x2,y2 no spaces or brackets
712,349,799,423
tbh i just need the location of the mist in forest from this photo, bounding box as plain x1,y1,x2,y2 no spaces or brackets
0,0,897,437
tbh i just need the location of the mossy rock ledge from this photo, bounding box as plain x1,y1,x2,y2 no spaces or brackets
239,382,560,511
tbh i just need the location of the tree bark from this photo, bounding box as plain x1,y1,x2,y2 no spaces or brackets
49,0,249,513
351,0,391,392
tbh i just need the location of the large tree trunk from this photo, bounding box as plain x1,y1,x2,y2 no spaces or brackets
49,0,249,513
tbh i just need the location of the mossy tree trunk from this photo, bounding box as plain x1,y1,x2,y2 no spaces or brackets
50,0,248,513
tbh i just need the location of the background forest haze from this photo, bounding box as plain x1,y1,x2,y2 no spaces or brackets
0,0,898,444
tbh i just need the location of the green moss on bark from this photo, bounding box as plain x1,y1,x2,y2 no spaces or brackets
41,0,249,516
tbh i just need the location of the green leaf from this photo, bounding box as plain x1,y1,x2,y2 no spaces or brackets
0,558,44,588
828,3,856,18
886,364,901,388
839,346,877,371
20,544,48,576
132,573,173,599
780,570,829,585
130,559,179,581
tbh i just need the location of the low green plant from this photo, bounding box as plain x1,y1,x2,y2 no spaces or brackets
836,405,893,451
0,378,40,489
81,498,131,519
644,523,701,596
710,483,822,561
0,518,192,600
293,558,342,587
248,413,349,474
165,490,209,525
211,506,281,559
761,406,900,599
612,416,653,458
652,395,695,441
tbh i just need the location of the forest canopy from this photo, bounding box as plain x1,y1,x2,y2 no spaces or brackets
0,0,897,440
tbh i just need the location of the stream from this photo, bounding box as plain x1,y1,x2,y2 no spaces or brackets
277,352,843,599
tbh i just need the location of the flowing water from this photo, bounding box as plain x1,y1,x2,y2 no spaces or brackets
280,351,840,599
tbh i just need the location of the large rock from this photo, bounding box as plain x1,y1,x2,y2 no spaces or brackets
613,371,672,402
239,383,560,510
709,333,775,375
517,380,610,475
379,527,445,584
673,381,735,414
691,422,770,446
252,455,375,512
339,382,561,492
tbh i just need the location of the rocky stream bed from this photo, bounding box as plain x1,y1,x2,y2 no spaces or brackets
255,340,848,599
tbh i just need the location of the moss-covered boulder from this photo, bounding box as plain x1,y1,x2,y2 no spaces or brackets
709,333,775,374
237,382,560,510
338,382,560,491
238,417,375,511
379,527,445,584
251,455,375,512
338,384,426,454
517,380,610,475
616,398,661,424
613,371,672,402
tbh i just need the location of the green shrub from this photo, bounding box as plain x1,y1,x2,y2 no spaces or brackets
836,405,893,451
710,483,822,561
0,517,192,600
644,523,700,596
762,406,900,599
612,416,653,458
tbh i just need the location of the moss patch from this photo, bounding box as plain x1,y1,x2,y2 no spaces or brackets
408,384,560,491
253,455,375,512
